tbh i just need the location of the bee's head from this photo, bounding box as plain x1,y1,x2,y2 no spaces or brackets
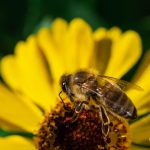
60,75,70,93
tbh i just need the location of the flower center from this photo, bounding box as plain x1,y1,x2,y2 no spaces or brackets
36,101,131,150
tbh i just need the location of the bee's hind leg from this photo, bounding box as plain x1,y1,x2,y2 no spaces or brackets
99,105,110,137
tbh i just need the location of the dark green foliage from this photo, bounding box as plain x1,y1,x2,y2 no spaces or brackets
0,0,150,57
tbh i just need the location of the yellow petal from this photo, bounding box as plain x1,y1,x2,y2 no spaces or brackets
130,114,150,146
94,28,107,41
15,36,56,110
127,51,150,114
0,136,35,150
64,18,94,72
50,18,68,49
93,28,111,74
0,118,25,131
93,27,132,75
0,83,43,132
37,27,65,83
104,30,142,78
0,55,20,90
49,18,71,76
107,27,122,42
133,50,150,81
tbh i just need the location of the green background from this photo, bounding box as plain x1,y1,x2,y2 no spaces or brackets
1,0,150,55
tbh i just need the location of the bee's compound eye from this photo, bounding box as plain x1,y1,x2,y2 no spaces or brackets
62,81,67,92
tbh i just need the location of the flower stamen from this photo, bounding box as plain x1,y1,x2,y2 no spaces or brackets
36,100,131,150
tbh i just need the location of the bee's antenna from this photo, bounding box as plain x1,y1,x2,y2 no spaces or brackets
59,91,69,110
59,91,64,104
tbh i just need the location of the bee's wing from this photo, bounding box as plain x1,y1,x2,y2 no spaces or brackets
97,75,143,91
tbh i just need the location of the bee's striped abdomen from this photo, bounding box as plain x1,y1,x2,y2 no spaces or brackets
101,82,137,120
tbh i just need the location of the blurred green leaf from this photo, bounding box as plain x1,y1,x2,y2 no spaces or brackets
0,129,34,138
23,0,44,37
0,0,150,59
65,0,108,29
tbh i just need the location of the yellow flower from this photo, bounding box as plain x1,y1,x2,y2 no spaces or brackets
0,18,149,150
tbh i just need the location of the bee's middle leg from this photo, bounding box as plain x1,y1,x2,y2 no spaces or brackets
71,101,88,122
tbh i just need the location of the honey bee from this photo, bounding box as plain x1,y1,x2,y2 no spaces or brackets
59,71,142,136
